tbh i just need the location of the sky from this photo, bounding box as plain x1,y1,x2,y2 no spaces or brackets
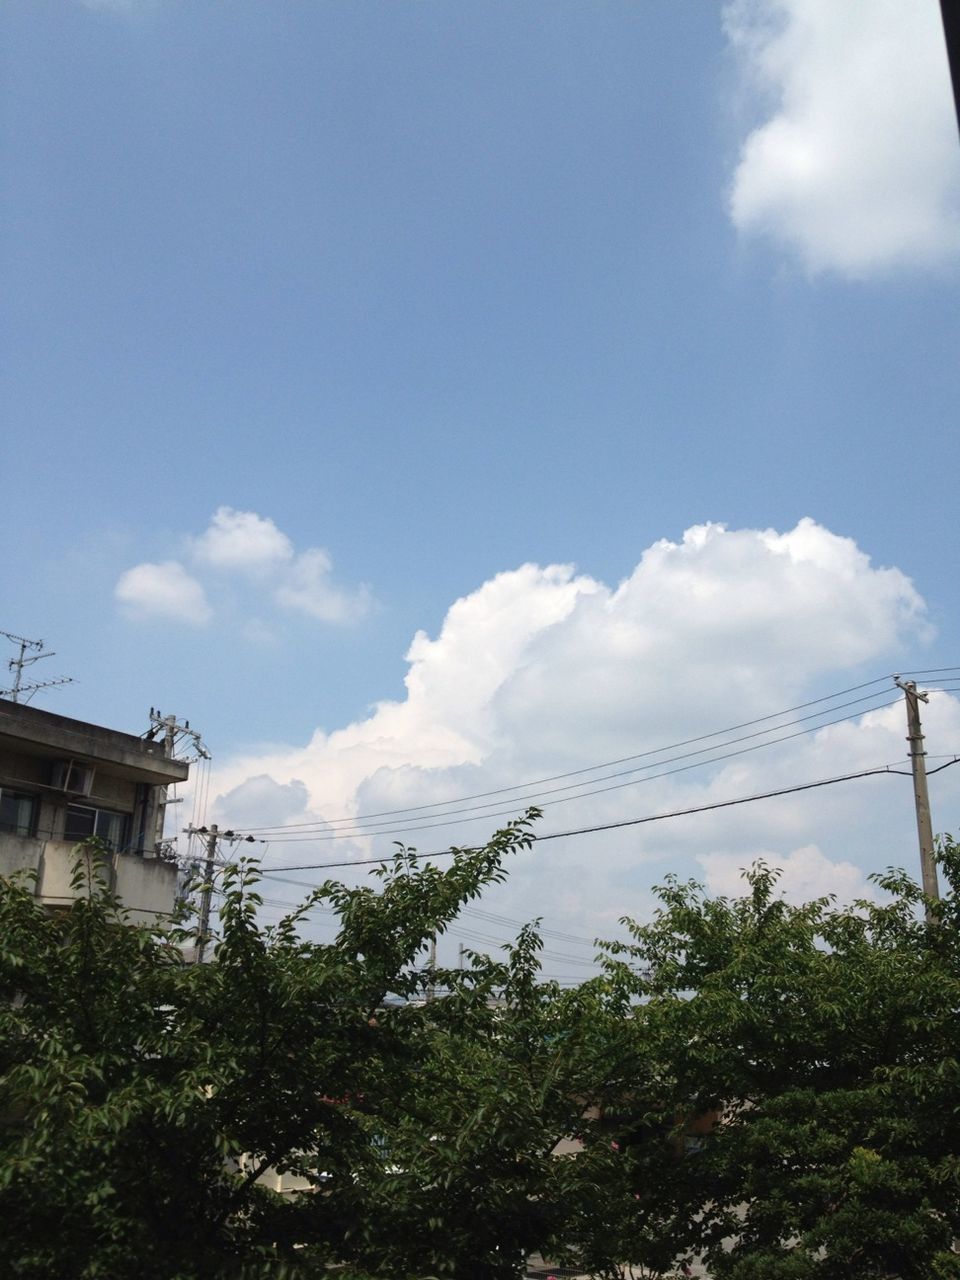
3,0,960,974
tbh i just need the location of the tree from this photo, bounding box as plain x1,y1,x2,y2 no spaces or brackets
0,818,632,1280
8,821,958,1280
600,838,960,1280
337,923,636,1280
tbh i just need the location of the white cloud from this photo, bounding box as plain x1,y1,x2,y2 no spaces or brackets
202,519,960,955
274,548,373,624
698,843,871,904
116,507,372,627
114,560,211,625
213,775,310,829
192,507,293,574
724,0,960,275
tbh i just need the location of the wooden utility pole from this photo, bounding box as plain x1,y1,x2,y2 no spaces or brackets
895,678,939,917
196,823,219,963
426,935,437,1001
184,822,256,962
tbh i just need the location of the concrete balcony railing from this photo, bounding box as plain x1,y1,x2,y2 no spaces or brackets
0,835,179,926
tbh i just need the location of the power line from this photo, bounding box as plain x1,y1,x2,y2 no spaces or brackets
218,673,960,850
223,867,600,946
236,676,898,833
251,696,903,845
257,689,900,837
446,923,601,966
260,759,960,874
463,905,597,946
532,757,959,844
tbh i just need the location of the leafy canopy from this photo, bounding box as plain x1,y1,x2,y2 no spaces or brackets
598,839,960,1280
4,824,960,1280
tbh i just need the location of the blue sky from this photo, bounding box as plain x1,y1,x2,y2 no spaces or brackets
3,1,960,959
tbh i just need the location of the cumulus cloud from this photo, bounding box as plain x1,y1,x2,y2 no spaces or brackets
213,775,310,829
192,507,293,574
698,844,872,904
724,0,960,275
275,548,373,623
114,561,211,625
116,507,372,627
202,519,959,955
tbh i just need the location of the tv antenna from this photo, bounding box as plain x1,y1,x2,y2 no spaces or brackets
0,630,75,704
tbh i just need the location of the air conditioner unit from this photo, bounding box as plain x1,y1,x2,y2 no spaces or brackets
50,760,96,796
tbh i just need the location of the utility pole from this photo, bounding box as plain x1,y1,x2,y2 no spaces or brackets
894,677,939,917
148,710,211,857
185,823,257,963
426,935,437,1002
195,824,219,964
145,708,210,763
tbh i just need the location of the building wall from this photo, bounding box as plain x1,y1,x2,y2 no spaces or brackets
0,835,179,925
0,701,190,923
0,744,145,844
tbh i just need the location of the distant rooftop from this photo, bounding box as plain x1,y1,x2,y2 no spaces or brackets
0,699,189,787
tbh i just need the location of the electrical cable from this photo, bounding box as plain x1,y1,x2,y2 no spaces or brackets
211,861,601,945
445,922,600,965
236,676,898,833
261,758,960,873
462,905,597,946
250,689,900,840
253,696,903,845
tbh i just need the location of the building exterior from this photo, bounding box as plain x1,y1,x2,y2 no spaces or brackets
0,700,189,924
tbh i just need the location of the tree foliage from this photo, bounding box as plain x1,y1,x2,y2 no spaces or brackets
0,817,629,1280
3,825,960,1279
599,837,960,1280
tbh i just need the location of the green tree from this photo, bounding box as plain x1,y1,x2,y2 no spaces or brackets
9,821,958,1280
0,818,636,1280
338,923,636,1280
601,838,960,1280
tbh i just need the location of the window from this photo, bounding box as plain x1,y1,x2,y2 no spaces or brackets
64,804,129,852
0,789,37,837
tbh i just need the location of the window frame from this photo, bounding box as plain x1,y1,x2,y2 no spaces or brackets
63,803,130,853
0,788,38,838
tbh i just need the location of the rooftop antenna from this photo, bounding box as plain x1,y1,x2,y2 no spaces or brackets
0,630,75,704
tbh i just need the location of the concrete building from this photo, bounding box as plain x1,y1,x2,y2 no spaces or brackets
0,700,189,924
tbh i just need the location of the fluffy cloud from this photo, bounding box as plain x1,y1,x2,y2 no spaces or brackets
212,775,310,829
116,507,372,627
192,507,293,574
275,548,373,623
114,560,211,625
698,844,872,904
201,519,960,957
724,0,960,275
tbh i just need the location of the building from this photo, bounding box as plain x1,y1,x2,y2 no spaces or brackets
0,700,189,924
